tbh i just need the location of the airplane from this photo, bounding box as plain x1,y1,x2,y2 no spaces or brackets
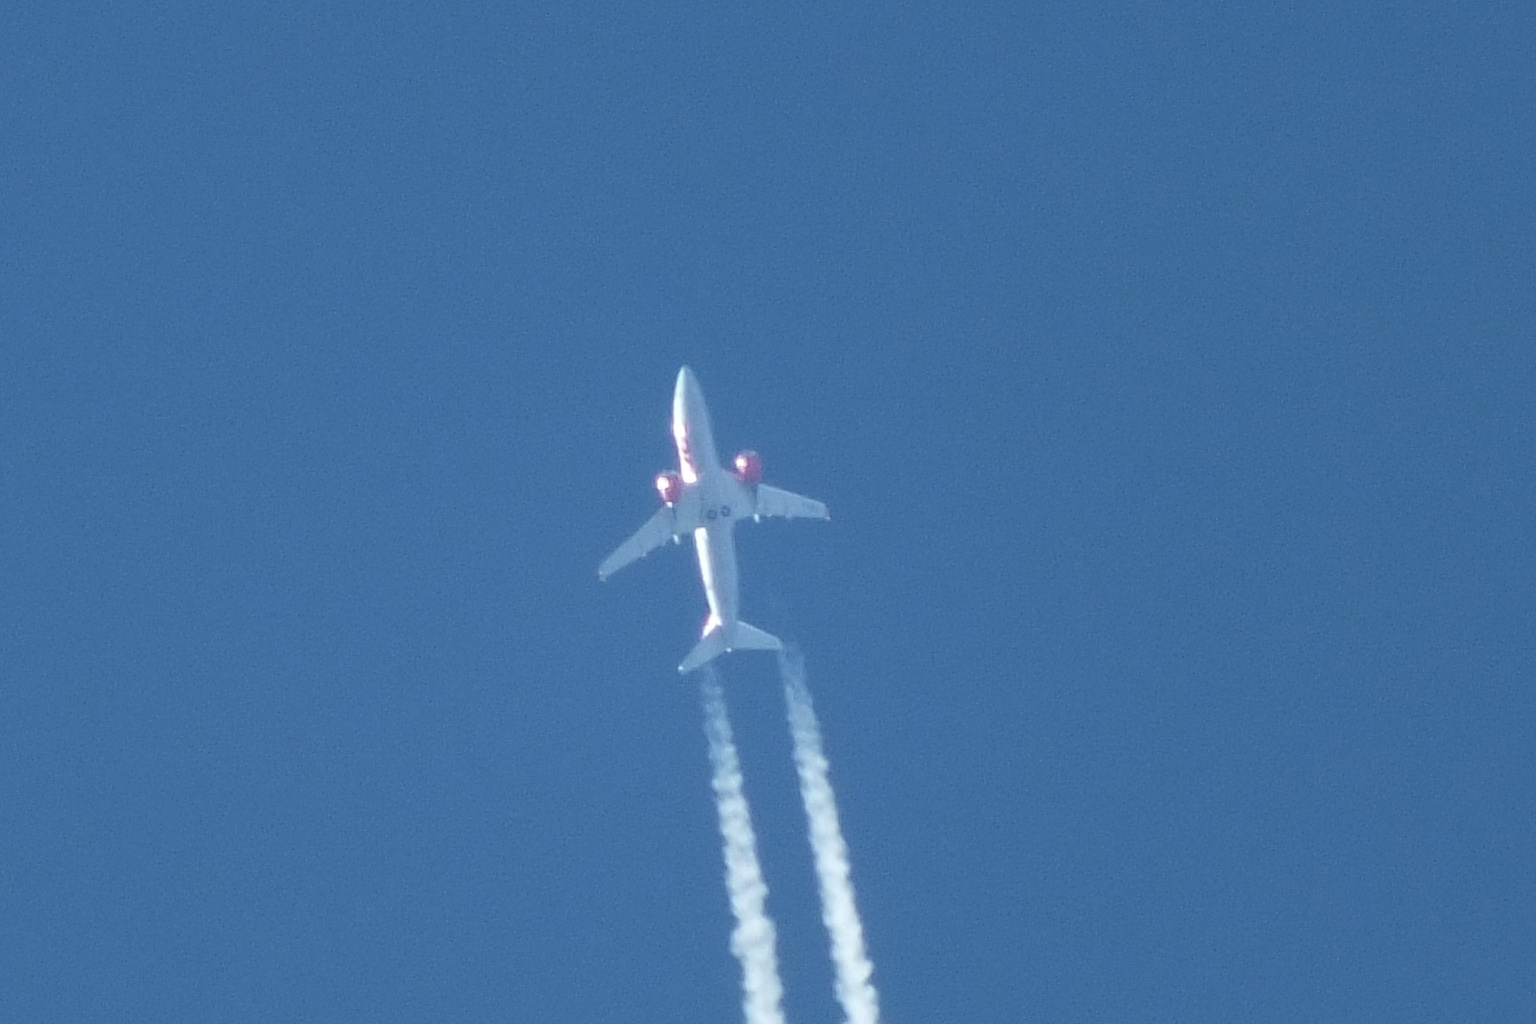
599,366,829,673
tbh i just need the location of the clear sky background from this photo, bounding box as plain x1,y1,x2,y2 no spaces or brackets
2,5,1532,1023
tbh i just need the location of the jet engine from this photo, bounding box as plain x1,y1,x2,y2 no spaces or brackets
733,450,763,484
655,471,684,506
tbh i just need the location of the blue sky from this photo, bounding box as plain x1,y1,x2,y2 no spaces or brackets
2,5,1532,1022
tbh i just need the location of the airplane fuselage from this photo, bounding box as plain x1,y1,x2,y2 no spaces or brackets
672,367,749,638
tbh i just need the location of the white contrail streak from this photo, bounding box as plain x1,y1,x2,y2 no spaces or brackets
700,665,786,1024
779,647,881,1024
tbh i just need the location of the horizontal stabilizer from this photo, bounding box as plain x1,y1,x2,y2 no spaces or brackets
679,629,727,674
730,621,783,652
678,620,783,673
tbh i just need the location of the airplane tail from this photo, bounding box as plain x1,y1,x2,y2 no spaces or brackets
731,621,784,653
679,620,783,674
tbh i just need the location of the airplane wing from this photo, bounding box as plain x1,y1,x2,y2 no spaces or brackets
599,507,679,580
753,484,829,521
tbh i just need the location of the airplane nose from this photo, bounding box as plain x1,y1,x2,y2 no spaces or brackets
675,365,697,404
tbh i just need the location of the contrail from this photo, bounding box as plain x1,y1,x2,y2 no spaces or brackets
699,664,787,1024
779,647,881,1024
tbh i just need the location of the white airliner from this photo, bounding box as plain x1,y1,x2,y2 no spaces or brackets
599,367,829,673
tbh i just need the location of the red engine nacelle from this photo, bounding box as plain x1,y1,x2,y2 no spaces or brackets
733,450,763,484
655,471,684,506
